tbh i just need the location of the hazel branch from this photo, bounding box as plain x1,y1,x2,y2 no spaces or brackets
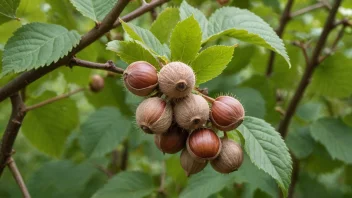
292,41,309,65
319,24,347,63
290,1,328,18
7,157,31,198
70,58,124,74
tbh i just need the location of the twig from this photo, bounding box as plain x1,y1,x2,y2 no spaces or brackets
288,155,299,198
0,93,26,176
292,41,309,65
319,24,347,63
70,58,124,74
7,157,31,198
290,2,327,18
24,88,85,112
94,164,113,178
120,141,129,171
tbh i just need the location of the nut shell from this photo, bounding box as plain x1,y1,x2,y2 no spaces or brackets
211,139,243,174
123,61,158,96
186,128,221,162
89,75,105,92
210,96,245,131
158,62,195,98
180,148,207,177
174,94,209,130
136,97,172,134
154,125,188,154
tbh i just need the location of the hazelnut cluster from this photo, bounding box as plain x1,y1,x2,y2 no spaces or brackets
123,61,245,176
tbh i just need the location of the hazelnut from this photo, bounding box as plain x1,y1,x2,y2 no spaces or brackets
89,74,105,92
210,96,245,131
211,139,243,174
136,97,172,134
123,61,158,96
180,148,207,177
154,125,188,154
186,128,221,162
174,94,209,130
158,62,195,98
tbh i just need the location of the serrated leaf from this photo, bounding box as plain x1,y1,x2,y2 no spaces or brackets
22,91,79,157
310,118,352,164
232,87,266,119
205,7,291,67
121,20,170,58
191,45,235,85
45,0,77,29
150,8,180,44
69,0,116,22
80,107,131,158
1,23,80,77
0,0,20,19
92,171,155,198
106,40,159,68
179,0,208,39
237,116,292,197
170,16,202,64
309,53,352,98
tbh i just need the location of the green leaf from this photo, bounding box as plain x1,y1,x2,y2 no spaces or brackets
191,45,235,85
150,8,180,44
232,87,266,119
92,171,155,198
296,102,322,122
179,0,208,39
22,91,79,157
310,118,352,164
237,116,292,197
286,127,315,159
69,0,116,22
80,107,131,158
1,23,80,77
45,0,77,29
205,7,291,67
223,45,255,75
106,40,159,68
170,16,202,64
121,20,170,58
309,53,352,98
0,0,20,19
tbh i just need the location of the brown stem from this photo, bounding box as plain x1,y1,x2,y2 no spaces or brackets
319,24,347,63
70,58,124,74
94,164,113,178
0,93,26,176
292,41,309,65
290,2,327,18
288,155,299,198
7,157,31,198
198,92,215,103
24,88,85,112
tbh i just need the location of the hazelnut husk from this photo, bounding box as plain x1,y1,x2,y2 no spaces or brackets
186,128,221,162
123,61,158,96
210,96,245,131
154,125,188,154
136,97,172,134
89,74,105,92
174,94,209,130
180,148,207,177
211,138,243,174
158,62,195,99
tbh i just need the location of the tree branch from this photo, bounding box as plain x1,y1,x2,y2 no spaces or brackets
7,157,31,198
292,41,309,65
0,93,26,176
24,88,85,112
70,58,124,74
319,23,347,63
290,1,327,18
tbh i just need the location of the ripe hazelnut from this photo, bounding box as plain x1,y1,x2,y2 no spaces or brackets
211,139,243,174
89,74,105,92
186,128,221,162
123,61,158,96
174,94,209,130
158,62,195,99
210,96,245,131
154,125,188,154
136,97,172,134
180,148,207,177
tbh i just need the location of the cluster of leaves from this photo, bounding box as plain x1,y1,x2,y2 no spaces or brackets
0,0,352,198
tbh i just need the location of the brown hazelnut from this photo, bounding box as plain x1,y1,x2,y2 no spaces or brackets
186,128,221,162
174,94,209,130
158,62,195,99
211,138,243,174
136,97,172,134
89,74,105,92
180,148,207,177
154,125,188,154
123,61,158,96
210,96,245,131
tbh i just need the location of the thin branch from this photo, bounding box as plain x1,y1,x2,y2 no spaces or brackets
319,24,347,63
288,155,299,198
70,58,124,74
7,157,31,198
292,41,309,65
120,141,129,171
290,2,327,18
24,88,85,112
0,93,26,176
94,164,113,178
